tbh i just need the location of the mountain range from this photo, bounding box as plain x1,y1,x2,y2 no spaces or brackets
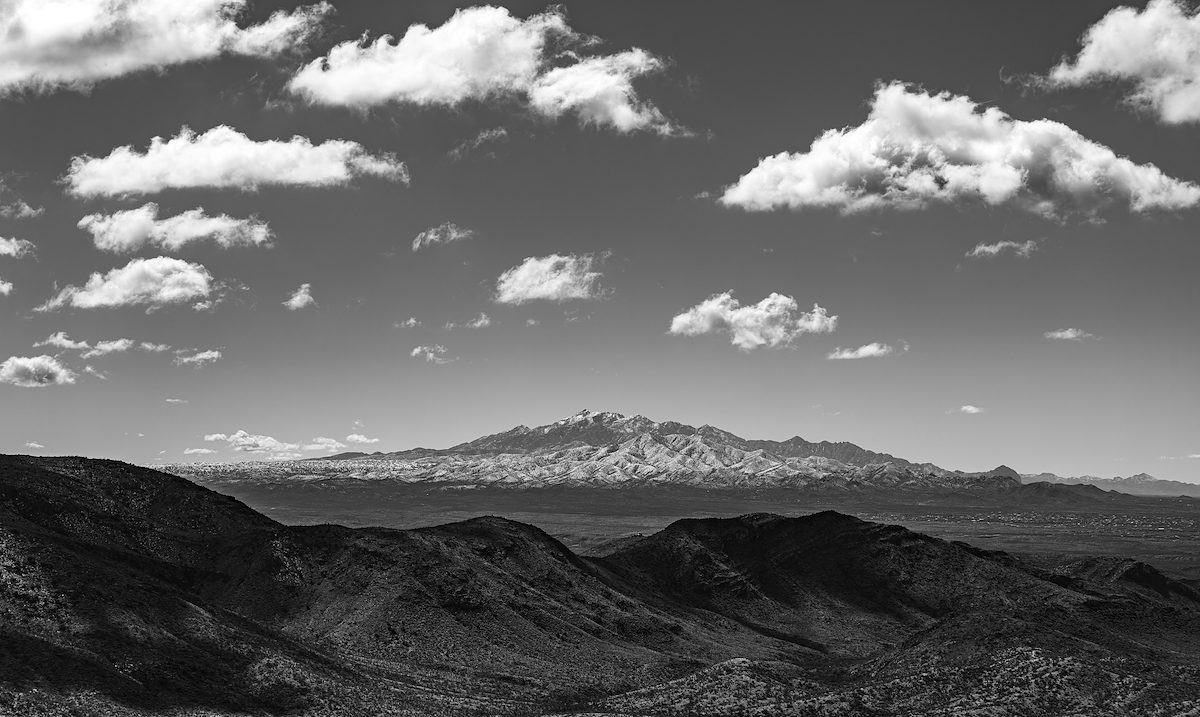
2,454,1199,715
169,410,1198,504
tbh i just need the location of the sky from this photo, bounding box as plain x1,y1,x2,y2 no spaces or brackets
0,0,1198,480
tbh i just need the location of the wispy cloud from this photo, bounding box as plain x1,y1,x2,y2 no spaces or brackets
1044,328,1098,341
827,342,907,360
966,239,1039,259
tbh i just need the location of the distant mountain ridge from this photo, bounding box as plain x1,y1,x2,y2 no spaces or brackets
216,409,1024,492
1023,471,1200,498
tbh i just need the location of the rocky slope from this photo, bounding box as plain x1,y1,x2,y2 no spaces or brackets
3,455,1200,715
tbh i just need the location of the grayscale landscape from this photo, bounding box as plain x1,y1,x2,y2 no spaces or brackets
2,0,1199,715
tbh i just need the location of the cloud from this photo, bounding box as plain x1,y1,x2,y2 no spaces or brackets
0,201,43,219
0,279,12,296
82,365,107,379
445,312,491,330
78,203,272,253
1044,328,1099,341
24,441,45,449
1045,0,1200,124
80,338,134,359
345,434,380,445
0,237,35,257
669,292,837,351
174,349,222,368
303,436,346,452
827,342,906,360
165,398,188,404
37,256,212,311
183,447,216,455
288,6,679,134
65,125,408,198
283,283,316,310
412,222,475,252
0,355,77,387
395,317,421,328
448,127,508,162
958,405,985,414
204,430,297,454
494,253,605,304
0,0,332,94
720,82,1200,218
966,240,1039,259
35,332,90,351
411,345,455,364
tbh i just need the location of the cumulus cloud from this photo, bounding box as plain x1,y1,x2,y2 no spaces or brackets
174,349,222,368
288,6,679,134
37,256,212,311
303,436,345,452
966,239,1039,259
669,292,837,351
204,430,297,455
958,405,985,415
1045,0,1200,124
0,237,35,257
0,0,332,94
345,433,380,445
411,345,455,364
720,82,1200,218
412,222,475,252
65,125,408,198
1044,328,1098,341
0,279,12,296
183,447,216,455
0,355,76,387
0,201,43,219
827,342,906,360
283,283,315,310
78,203,271,253
494,253,605,304
395,317,421,328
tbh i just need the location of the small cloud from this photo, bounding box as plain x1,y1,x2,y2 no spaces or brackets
0,355,76,388
204,430,298,455
827,342,907,360
411,345,455,364
80,338,134,359
345,433,380,445
966,240,1039,259
448,127,509,162
1044,328,1098,341
395,317,422,328
0,236,36,258
165,397,188,404
83,365,108,379
183,447,216,455
34,332,90,351
24,441,44,450
525,318,540,326
0,201,44,219
283,283,316,310
412,222,475,252
669,292,837,351
0,279,11,296
303,436,346,452
174,349,222,368
445,312,492,330
494,253,607,304
79,202,272,253
957,405,985,415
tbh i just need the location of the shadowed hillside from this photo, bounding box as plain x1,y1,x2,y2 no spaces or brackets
2,455,1199,716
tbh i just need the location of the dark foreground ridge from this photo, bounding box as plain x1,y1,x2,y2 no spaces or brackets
2,455,1199,716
